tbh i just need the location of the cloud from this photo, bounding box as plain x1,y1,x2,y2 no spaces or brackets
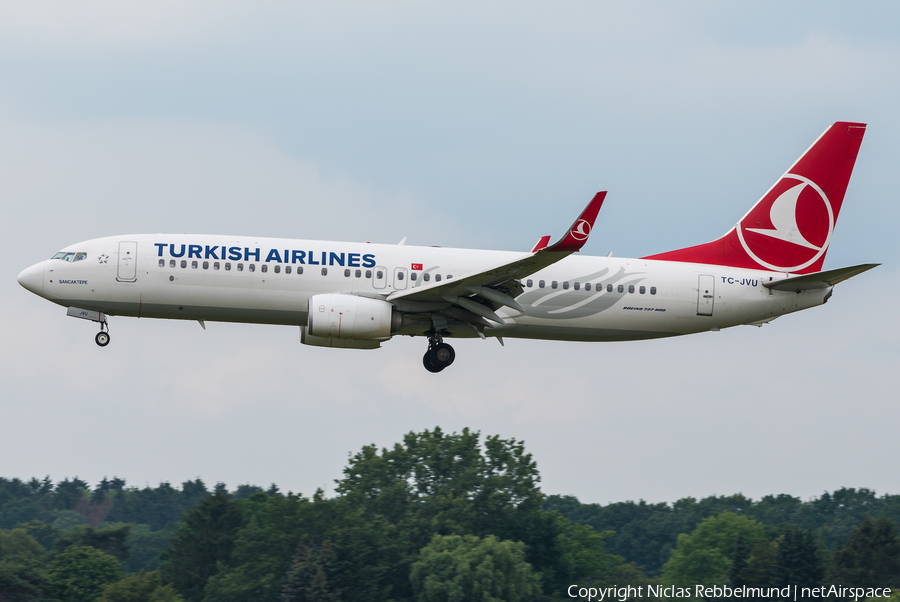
1,2,898,504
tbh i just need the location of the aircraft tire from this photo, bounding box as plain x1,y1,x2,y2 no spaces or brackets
423,351,443,373
95,331,110,347
431,343,455,369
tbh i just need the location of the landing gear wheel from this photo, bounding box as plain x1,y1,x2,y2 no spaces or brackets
423,351,443,373
95,331,110,347
431,343,455,369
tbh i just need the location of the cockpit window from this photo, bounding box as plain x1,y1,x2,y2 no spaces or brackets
52,252,87,262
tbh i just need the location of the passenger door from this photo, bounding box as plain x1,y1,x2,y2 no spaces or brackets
117,241,138,282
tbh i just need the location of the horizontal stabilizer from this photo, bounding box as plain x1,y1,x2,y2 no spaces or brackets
763,263,879,291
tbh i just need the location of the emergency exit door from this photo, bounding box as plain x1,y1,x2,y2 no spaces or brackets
117,241,138,282
697,274,714,316
372,266,387,289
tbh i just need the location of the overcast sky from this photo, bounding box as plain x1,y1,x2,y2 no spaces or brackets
2,1,898,505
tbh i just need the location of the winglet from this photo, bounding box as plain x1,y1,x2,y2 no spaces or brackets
544,191,606,253
530,235,551,253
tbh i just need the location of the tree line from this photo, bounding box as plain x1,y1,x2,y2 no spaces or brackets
0,427,898,601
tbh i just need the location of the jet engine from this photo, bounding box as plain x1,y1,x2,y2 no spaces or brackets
307,294,401,340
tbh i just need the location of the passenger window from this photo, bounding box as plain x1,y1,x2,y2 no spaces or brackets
539,280,545,288
397,271,404,280
650,286,657,295
411,272,417,281
376,270,383,279
344,269,350,277
237,263,244,271
192,261,198,269
285,266,291,274
551,281,558,289
249,264,255,272
158,259,165,267
297,266,303,274
628,285,634,293
607,284,613,292
563,282,569,290
214,262,220,270
273,265,280,273
355,269,362,278
435,274,441,282
423,273,430,282
181,260,187,268
321,267,328,276
447,275,452,279
527,279,533,288
639,286,646,294
170,259,176,268
202,261,209,269
225,263,231,271
585,282,591,291
574,282,580,290
366,270,372,278
617,285,624,293
261,264,268,273
74,253,87,262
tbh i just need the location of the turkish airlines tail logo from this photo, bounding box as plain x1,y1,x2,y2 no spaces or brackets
737,175,833,272
644,122,866,274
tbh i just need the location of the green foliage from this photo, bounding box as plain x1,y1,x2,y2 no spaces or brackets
336,427,564,598
53,510,89,532
54,524,133,561
546,488,900,575
122,524,176,573
0,527,55,601
18,520,60,550
555,515,625,585
662,512,765,590
201,492,396,602
410,534,542,602
734,537,778,587
828,515,900,588
769,524,825,588
281,540,341,602
158,485,246,602
97,571,184,602
48,544,123,602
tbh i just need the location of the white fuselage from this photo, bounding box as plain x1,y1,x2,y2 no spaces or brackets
19,234,829,343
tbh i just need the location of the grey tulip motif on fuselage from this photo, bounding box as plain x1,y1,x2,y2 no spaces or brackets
515,266,647,320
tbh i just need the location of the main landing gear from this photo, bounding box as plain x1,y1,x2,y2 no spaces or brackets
423,332,455,373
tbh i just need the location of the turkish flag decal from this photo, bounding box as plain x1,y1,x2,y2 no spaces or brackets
411,263,423,270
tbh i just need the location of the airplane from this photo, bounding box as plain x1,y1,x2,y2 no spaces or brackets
17,121,878,373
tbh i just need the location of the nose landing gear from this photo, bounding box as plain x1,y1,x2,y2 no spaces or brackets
95,320,110,347
423,331,455,373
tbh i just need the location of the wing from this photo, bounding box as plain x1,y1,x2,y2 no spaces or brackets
386,192,606,326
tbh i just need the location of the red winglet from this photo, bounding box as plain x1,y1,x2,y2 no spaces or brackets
545,191,606,253
530,235,552,253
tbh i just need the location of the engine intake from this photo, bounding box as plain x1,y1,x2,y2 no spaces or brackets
307,294,401,340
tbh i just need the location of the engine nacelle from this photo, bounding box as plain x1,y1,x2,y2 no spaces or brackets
307,294,400,340
300,327,382,349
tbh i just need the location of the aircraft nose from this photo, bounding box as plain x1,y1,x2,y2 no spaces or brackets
17,262,44,296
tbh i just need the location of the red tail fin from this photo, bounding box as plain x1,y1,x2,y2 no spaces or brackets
644,122,866,274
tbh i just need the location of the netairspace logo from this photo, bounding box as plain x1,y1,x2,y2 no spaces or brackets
566,584,894,601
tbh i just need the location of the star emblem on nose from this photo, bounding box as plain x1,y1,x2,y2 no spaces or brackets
98,254,109,264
